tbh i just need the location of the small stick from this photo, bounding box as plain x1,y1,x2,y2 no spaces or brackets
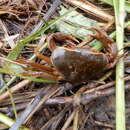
31,0,62,34
94,120,114,128
41,105,71,130
61,111,75,130
45,80,130,105
9,86,60,130
0,80,31,102
66,0,114,29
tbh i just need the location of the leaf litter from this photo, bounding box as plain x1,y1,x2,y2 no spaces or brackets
0,0,130,130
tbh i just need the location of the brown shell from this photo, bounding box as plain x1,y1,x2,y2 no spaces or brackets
51,47,109,83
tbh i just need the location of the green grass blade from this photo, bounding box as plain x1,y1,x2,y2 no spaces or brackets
7,9,74,60
113,0,126,130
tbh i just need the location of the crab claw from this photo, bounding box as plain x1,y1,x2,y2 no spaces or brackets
87,28,106,40
47,32,79,51
87,28,114,46
63,35,79,43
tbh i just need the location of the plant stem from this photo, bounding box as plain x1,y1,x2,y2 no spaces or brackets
113,0,126,130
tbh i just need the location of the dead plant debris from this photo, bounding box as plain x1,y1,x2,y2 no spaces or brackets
0,0,130,130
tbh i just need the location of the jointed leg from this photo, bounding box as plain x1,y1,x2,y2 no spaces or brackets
16,59,55,75
77,37,94,48
35,49,51,64
21,71,61,81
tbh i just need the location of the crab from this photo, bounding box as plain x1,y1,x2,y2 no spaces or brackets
16,28,117,83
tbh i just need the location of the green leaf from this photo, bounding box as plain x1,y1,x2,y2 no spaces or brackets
56,6,99,40
55,6,103,50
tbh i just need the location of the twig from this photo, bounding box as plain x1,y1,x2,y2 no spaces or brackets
2,76,130,106
94,120,114,128
73,108,79,130
45,81,130,105
81,81,130,105
31,0,62,34
0,80,31,101
61,111,75,130
9,85,60,130
84,76,130,94
66,0,114,29
41,105,71,130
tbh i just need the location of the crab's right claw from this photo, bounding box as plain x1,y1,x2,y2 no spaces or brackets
87,28,106,40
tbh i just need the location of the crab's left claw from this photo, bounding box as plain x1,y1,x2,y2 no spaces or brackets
63,35,79,43
47,33,79,51
59,35,79,49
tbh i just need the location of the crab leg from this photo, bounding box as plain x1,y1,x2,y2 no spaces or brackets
21,71,60,80
77,37,94,48
22,66,46,72
35,49,51,64
16,59,55,75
